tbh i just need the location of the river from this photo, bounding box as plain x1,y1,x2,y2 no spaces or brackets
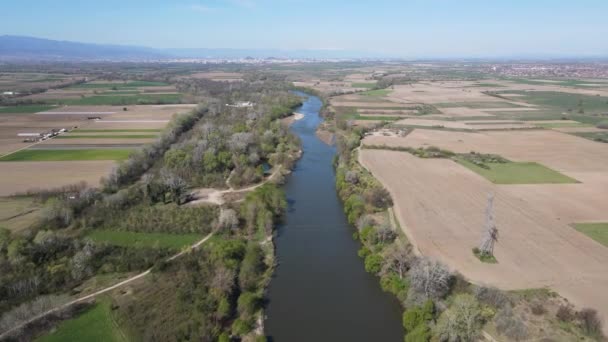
264,92,403,341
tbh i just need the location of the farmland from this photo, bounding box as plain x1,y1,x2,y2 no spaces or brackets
456,159,577,184
0,149,132,161
575,223,608,247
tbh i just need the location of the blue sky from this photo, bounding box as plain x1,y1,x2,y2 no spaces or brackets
1,0,607,57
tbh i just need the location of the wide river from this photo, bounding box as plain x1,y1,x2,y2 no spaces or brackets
265,92,403,341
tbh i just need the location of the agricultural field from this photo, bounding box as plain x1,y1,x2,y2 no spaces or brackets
359,148,608,334
455,160,577,184
88,230,203,250
0,149,132,161
574,223,608,247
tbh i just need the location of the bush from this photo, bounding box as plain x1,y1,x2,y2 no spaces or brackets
364,254,383,274
556,305,575,322
237,292,260,317
473,285,510,308
530,301,546,315
403,300,434,342
578,308,603,338
495,306,528,341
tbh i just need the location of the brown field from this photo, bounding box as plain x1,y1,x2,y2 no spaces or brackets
0,161,115,196
363,129,608,177
359,149,608,332
0,104,193,156
0,197,42,233
392,118,536,130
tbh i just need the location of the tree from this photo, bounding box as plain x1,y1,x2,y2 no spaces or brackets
409,257,452,300
161,170,188,204
383,243,413,278
218,208,239,231
435,294,482,342
478,193,498,257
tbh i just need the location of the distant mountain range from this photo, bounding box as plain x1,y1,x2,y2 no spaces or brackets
0,35,382,61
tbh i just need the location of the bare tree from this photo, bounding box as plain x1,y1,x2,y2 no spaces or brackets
161,170,188,204
218,208,239,231
479,193,498,256
382,243,413,278
410,257,452,300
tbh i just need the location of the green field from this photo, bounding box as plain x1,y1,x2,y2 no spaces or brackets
573,131,608,143
0,105,56,114
36,300,125,342
359,89,391,97
574,223,608,247
457,159,577,184
75,129,162,133
434,101,522,109
0,149,132,161
534,122,592,128
52,93,182,106
55,134,157,139
88,230,202,250
351,82,377,88
69,81,169,89
497,91,608,114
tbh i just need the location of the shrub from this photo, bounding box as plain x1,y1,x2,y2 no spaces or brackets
578,308,603,338
364,254,383,274
495,306,528,341
435,294,482,342
473,286,510,308
530,301,546,315
402,300,434,331
556,305,575,322
237,292,260,317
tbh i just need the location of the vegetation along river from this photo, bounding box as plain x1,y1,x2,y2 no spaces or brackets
265,92,403,341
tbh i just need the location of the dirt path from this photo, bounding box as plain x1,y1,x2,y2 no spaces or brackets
0,233,214,339
187,166,282,206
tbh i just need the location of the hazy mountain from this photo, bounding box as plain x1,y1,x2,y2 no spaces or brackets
0,36,169,61
0,36,384,61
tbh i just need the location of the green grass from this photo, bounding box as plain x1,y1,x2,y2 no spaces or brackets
534,122,592,128
497,90,608,114
359,89,391,97
69,81,169,89
574,223,608,247
573,131,608,143
351,82,377,88
75,129,162,133
457,159,578,184
0,149,132,161
0,105,56,114
55,134,157,139
472,248,497,263
88,230,202,250
434,101,522,109
51,94,182,106
36,300,125,342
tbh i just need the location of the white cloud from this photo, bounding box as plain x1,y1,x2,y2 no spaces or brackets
190,4,216,12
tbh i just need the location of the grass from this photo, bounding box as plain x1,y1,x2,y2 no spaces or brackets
52,94,182,106
574,223,608,247
351,82,377,88
0,197,41,233
0,105,56,114
497,90,608,114
573,131,608,143
55,134,158,139
434,101,522,109
0,149,132,161
69,81,169,89
534,122,592,128
75,129,162,133
457,159,578,184
35,299,126,342
472,248,497,263
88,230,202,250
359,89,391,97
